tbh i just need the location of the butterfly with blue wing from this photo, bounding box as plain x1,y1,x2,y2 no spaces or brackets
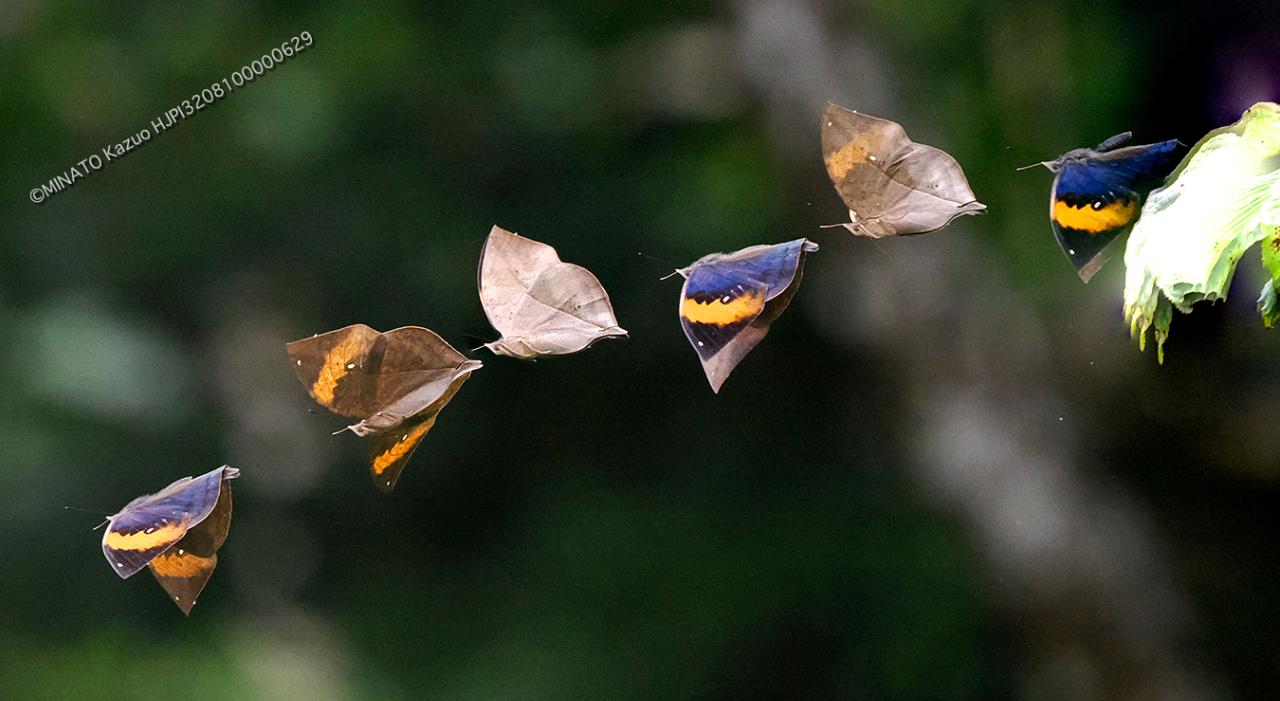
677,238,818,393
101,465,238,615
1031,132,1184,281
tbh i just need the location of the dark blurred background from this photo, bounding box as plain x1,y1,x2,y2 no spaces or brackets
3,1,1278,699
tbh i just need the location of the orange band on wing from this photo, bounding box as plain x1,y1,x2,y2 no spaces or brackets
680,290,766,326
103,523,187,552
1052,198,1137,234
825,140,867,181
311,336,366,405
372,420,433,476
148,550,215,578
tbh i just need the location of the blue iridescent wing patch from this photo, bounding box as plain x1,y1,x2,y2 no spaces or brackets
1046,136,1183,281
678,238,818,393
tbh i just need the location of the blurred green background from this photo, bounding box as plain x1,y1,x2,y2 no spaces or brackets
3,1,1278,699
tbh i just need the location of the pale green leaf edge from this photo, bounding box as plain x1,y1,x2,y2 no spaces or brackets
1122,101,1280,361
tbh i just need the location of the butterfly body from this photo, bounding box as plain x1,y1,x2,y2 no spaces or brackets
678,238,817,393
1042,133,1183,281
287,324,481,491
102,465,238,615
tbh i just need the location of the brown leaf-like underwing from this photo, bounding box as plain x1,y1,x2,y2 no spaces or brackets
478,226,626,358
822,102,986,237
286,325,481,492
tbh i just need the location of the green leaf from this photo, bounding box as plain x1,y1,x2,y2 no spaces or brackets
1123,102,1280,360
1258,222,1280,328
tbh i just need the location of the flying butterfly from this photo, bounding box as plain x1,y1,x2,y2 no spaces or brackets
102,465,239,615
822,102,986,237
287,324,482,492
1030,131,1183,282
677,238,818,393
478,225,627,358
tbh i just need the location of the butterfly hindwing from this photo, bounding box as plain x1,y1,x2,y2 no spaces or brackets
1049,138,1183,281
148,479,234,615
679,239,817,392
367,413,438,493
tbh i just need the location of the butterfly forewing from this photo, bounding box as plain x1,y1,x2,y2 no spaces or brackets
103,470,224,578
364,327,478,424
286,324,385,419
478,226,563,334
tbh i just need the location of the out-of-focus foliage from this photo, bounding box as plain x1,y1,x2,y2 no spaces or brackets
1125,102,1280,360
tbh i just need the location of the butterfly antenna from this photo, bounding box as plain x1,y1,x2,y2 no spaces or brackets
636,251,674,267
454,328,491,344
64,505,110,516
658,270,682,281
64,506,112,530
1015,161,1047,171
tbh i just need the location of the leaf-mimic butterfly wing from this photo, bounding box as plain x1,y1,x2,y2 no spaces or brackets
822,102,986,237
478,226,626,358
679,239,818,393
288,325,481,491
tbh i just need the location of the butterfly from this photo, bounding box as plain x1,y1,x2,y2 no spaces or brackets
1032,131,1184,282
822,102,986,237
677,238,818,393
102,465,239,615
287,324,482,492
478,225,627,358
